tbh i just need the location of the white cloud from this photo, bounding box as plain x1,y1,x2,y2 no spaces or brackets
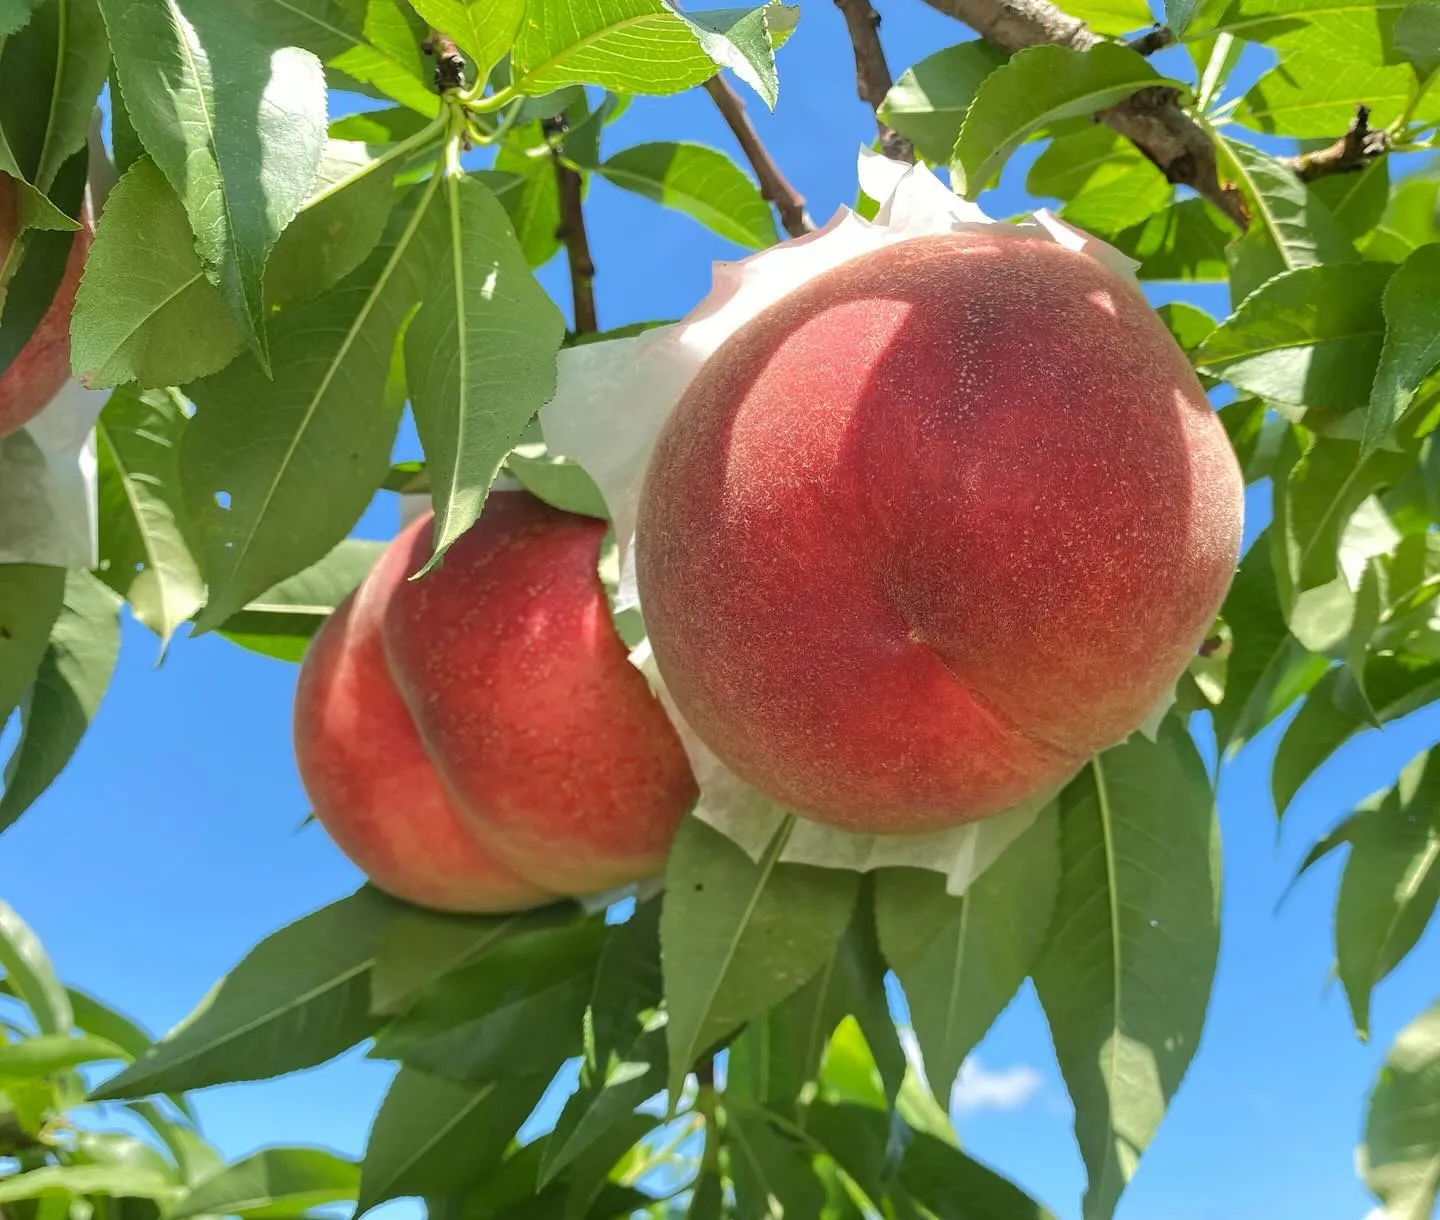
951,1057,1044,1113
895,1027,1044,1115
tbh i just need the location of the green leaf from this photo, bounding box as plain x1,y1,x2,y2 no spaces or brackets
1363,998,1440,1219
599,142,778,249
1027,126,1170,235
1108,198,1233,282
1331,750,1440,1040
1269,435,1407,622
369,919,603,1082
91,888,403,1099
216,539,384,664
228,0,366,60
266,139,401,309
408,0,524,83
0,899,71,1034
0,565,65,727
540,903,664,1186
95,387,205,645
1237,56,1417,136
70,157,244,389
504,444,609,520
1214,534,1327,754
371,905,576,1016
1157,301,1217,354
0,0,109,193
1310,156,1389,245
1218,136,1357,303
170,1148,359,1220
726,1103,826,1219
1363,173,1440,263
404,172,565,572
684,3,797,108
1033,723,1220,1220
729,883,905,1113
65,988,153,1059
878,41,1008,166
357,1068,551,1212
122,1100,219,1181
0,0,39,37
1196,262,1393,409
1394,1,1440,77
875,806,1059,1107
329,107,433,144
660,817,860,1101
898,1126,1056,1218
1061,0,1156,32
1272,657,1440,815
182,179,448,633
1346,558,1386,712
1365,245,1440,458
0,1032,128,1077
0,1164,179,1205
330,0,441,117
1,570,122,834
99,0,328,367
510,0,787,103
952,43,1181,196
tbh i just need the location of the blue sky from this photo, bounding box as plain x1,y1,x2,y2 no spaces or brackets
5,5,1440,1219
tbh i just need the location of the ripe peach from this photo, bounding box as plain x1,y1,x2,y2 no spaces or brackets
0,176,93,439
635,231,1243,835
293,492,697,910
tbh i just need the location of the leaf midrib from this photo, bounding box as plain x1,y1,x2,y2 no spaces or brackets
679,818,795,1079
215,171,444,612
99,421,184,639
1092,755,1126,1211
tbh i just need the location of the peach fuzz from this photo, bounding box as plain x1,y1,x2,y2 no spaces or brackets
635,231,1243,835
294,492,697,911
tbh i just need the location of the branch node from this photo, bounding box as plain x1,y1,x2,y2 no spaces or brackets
1282,103,1390,182
422,29,466,92
834,0,915,164
1126,24,1176,55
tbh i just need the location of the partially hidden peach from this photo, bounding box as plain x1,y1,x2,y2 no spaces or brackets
0,176,93,439
294,491,697,911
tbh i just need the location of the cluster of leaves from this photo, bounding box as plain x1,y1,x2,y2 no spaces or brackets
1,0,1440,1218
78,725,1212,1220
0,898,360,1220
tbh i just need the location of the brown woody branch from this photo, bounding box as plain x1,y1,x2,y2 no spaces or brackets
919,0,1250,227
421,28,466,92
833,0,915,163
1280,104,1390,182
703,76,815,236
544,119,598,335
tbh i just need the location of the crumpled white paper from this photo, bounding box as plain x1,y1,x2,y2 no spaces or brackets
0,111,114,569
540,148,1175,896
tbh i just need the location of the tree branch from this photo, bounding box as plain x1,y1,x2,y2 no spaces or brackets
920,0,1250,226
833,0,915,163
421,28,466,92
1280,104,1390,182
543,119,598,335
702,76,815,237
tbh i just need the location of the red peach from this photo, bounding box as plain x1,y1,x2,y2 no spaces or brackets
378,493,697,895
294,582,552,914
293,491,697,910
0,176,93,439
635,231,1243,835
